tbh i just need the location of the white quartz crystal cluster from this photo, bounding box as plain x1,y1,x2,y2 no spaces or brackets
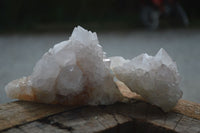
5,26,122,105
5,26,182,111
110,49,182,112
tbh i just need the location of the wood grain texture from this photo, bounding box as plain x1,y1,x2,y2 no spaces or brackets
0,81,200,132
173,99,200,120
0,101,77,131
117,80,200,120
2,101,200,133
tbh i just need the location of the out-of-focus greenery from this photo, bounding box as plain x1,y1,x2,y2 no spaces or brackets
0,0,199,31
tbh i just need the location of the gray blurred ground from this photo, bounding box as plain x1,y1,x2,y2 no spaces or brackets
0,29,200,104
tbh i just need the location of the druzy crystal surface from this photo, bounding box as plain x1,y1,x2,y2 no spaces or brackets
110,49,182,112
5,26,122,105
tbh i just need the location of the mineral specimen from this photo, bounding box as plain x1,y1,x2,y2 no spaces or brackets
5,26,123,105
5,26,182,112
110,49,182,112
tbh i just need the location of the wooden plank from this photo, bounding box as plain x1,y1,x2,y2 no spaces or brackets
0,101,77,131
0,81,200,132
117,80,200,120
2,121,70,133
173,99,200,120
2,101,200,133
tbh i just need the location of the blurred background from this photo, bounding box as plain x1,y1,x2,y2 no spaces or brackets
0,0,200,104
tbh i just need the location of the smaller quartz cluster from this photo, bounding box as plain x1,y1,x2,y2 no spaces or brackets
110,49,182,111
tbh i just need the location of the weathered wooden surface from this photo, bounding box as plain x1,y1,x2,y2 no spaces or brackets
1,100,200,133
117,81,200,120
0,82,200,133
0,101,77,131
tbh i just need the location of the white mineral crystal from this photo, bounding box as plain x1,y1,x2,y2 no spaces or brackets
5,26,122,105
5,26,182,111
110,48,183,112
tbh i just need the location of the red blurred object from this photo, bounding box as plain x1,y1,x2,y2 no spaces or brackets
152,0,162,7
139,0,189,29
